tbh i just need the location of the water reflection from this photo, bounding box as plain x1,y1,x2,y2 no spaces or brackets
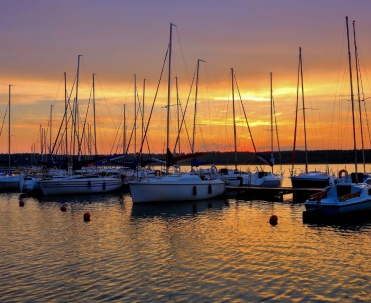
303,209,371,230
131,198,229,218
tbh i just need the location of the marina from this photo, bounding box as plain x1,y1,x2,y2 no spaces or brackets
1,2,371,302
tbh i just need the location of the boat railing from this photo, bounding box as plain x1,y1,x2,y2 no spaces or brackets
338,191,361,202
308,190,328,201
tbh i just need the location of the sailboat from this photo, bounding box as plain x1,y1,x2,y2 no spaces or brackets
0,85,23,192
220,70,283,187
38,59,122,196
248,72,284,187
217,68,250,186
290,47,334,189
129,23,225,203
304,17,371,216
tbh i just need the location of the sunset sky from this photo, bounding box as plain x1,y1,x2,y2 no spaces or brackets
1,0,371,156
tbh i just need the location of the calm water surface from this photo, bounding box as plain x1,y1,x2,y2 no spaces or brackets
0,167,370,302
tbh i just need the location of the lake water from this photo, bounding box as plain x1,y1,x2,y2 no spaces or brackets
0,164,370,302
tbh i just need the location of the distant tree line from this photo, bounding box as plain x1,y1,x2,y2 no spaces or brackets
0,149,369,168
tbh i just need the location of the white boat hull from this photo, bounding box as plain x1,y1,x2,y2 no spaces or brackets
249,172,283,187
129,175,225,203
39,176,122,196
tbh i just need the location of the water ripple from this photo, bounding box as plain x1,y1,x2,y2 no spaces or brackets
0,193,370,302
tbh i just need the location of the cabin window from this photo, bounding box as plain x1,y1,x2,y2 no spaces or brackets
337,185,351,197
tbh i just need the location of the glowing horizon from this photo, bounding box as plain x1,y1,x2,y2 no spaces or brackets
1,1,370,157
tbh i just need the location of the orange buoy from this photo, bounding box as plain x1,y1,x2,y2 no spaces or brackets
83,212,91,221
269,215,278,225
19,200,25,207
60,205,67,212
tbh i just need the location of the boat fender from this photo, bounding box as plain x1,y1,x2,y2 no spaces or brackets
193,185,197,196
88,181,91,188
338,169,349,180
103,182,106,190
154,170,161,177
208,184,212,194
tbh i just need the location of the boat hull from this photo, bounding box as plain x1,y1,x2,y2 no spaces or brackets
0,175,21,191
39,177,122,196
305,199,371,216
249,172,283,187
304,183,371,216
129,179,225,203
290,175,329,189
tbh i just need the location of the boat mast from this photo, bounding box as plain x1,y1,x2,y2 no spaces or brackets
346,16,358,181
49,105,53,154
192,59,204,153
270,72,274,173
123,104,126,154
142,78,145,150
175,76,181,154
64,72,68,157
74,54,82,158
231,68,238,170
166,23,174,171
133,74,137,156
299,48,309,174
352,20,365,172
92,73,98,156
8,85,11,175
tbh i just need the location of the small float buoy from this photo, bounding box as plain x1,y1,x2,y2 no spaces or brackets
269,214,278,225
19,200,25,207
83,212,91,221
60,205,67,212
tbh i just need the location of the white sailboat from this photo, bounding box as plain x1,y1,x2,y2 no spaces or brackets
290,47,334,188
249,72,283,187
0,85,22,191
219,70,283,187
129,23,225,203
38,59,122,196
304,17,371,216
39,174,122,196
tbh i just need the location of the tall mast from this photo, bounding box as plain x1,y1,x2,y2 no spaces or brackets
142,78,145,147
231,68,237,170
123,104,126,154
64,72,68,157
92,73,98,156
292,48,300,171
192,59,205,153
175,76,181,154
133,73,137,155
352,20,365,172
299,48,308,173
8,85,11,174
166,23,174,171
73,55,82,157
49,105,53,154
270,72,274,173
346,16,358,181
